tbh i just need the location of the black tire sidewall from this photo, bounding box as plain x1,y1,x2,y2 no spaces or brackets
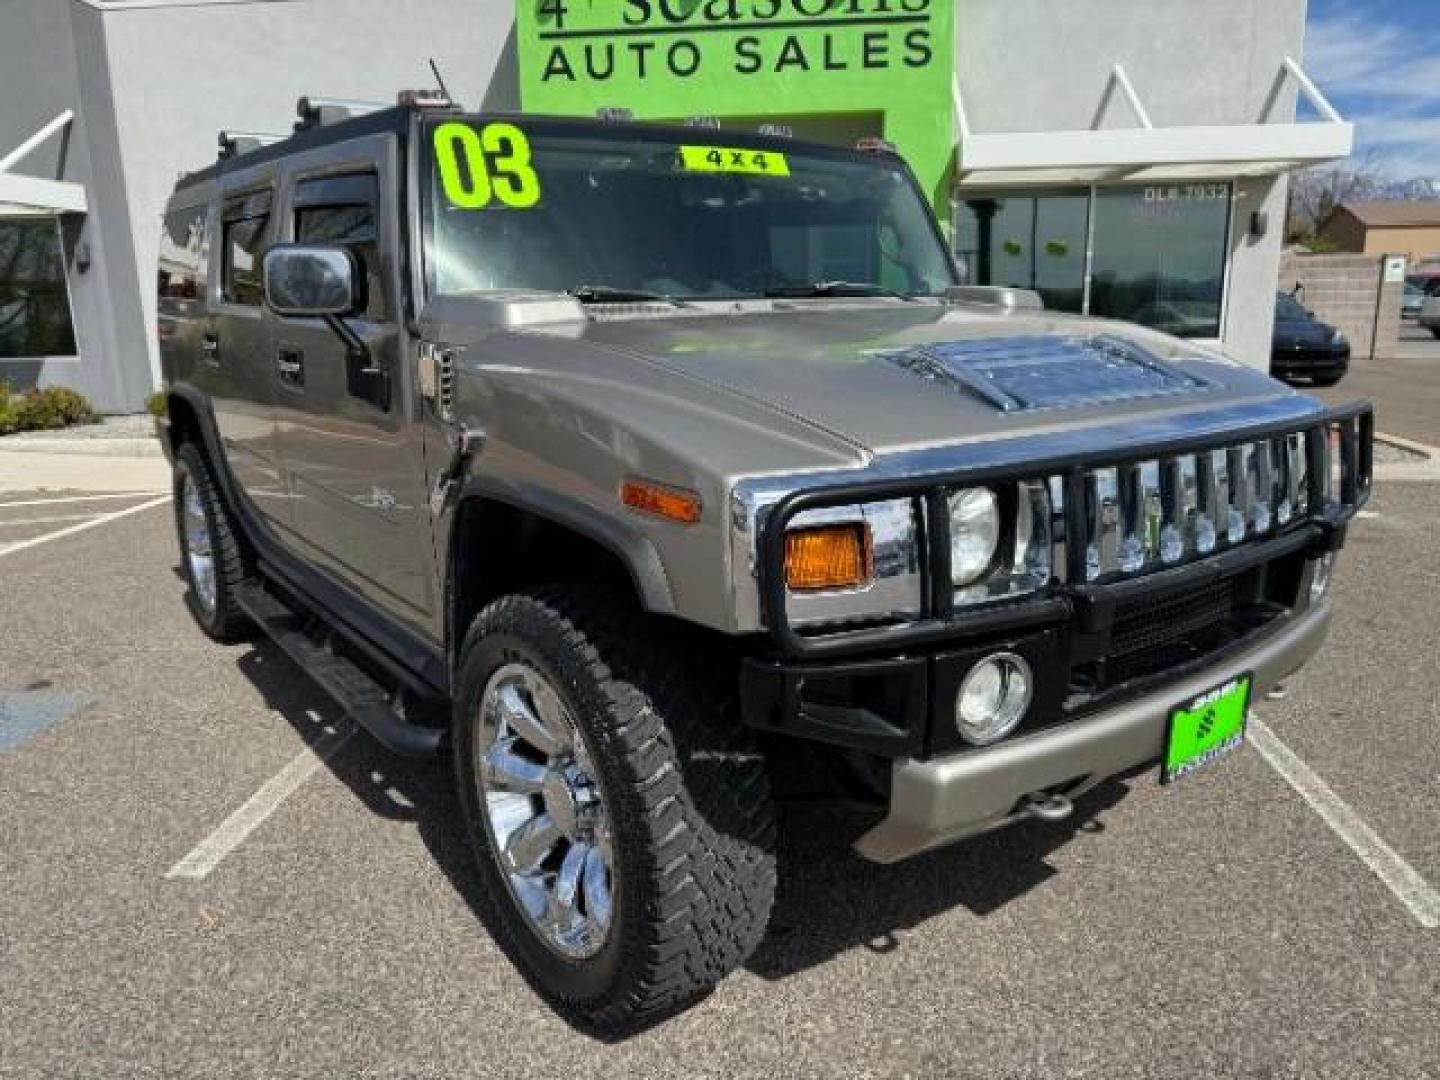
172,443,238,639
453,622,632,1008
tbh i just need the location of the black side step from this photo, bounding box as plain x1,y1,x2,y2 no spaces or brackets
236,583,445,759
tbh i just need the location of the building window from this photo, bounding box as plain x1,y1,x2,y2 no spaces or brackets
954,182,1233,339
221,190,272,307
954,191,1088,313
1089,184,1230,339
0,217,77,358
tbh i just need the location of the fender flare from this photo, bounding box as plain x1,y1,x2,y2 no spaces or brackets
452,475,677,617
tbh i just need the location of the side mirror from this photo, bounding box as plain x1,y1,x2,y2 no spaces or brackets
263,244,361,317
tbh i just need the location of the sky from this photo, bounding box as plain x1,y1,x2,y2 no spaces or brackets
1304,0,1440,181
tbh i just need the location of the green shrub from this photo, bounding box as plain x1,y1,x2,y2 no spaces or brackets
145,391,167,419
0,385,99,434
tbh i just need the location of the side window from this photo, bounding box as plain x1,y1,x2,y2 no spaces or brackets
293,173,386,321
158,205,208,303
221,190,272,306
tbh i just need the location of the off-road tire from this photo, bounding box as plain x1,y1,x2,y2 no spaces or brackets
172,441,252,642
453,586,777,1036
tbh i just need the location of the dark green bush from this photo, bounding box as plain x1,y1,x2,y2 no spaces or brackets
0,384,99,434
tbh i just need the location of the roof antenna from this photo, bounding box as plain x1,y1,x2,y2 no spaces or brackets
428,58,453,104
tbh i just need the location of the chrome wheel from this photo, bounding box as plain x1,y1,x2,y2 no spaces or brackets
475,662,615,959
181,470,217,615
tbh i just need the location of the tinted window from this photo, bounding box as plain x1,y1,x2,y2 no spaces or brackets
954,191,1088,313
221,190,272,306
158,206,208,302
0,217,77,358
1088,183,1231,338
293,173,384,320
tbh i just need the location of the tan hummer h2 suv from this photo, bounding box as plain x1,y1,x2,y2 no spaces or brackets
157,93,1374,1034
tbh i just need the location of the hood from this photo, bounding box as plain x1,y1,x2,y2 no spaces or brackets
562,304,1298,456
1273,317,1338,348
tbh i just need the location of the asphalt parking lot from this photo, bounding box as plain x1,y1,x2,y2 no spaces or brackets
3,467,1439,1077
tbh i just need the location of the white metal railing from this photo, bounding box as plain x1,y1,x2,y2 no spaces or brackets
0,111,75,175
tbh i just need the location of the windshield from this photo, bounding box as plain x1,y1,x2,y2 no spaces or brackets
1275,293,1310,321
423,119,956,302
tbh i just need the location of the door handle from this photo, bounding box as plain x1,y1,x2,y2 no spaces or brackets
201,334,220,363
276,347,305,384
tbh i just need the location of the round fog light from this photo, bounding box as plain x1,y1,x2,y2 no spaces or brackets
956,653,1033,746
1310,553,1335,602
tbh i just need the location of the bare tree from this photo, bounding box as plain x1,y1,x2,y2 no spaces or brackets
1286,149,1388,243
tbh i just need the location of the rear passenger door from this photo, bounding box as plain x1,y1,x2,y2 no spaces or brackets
270,138,434,631
205,180,290,532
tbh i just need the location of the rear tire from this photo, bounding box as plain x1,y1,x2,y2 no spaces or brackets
453,586,776,1036
172,441,251,642
1311,374,1344,388
1430,327,1440,340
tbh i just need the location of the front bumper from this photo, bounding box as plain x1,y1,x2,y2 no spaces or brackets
853,600,1331,863
1271,345,1350,379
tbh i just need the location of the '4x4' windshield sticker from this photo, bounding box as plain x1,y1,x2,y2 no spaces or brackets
679,146,790,177
434,122,542,210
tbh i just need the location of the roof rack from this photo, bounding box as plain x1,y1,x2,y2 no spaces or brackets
217,130,286,162
397,88,453,110
294,96,389,132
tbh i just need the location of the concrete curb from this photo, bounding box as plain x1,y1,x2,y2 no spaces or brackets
0,437,162,458
1374,432,1440,483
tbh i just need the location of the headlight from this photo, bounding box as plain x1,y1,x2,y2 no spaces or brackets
1331,329,1347,346
949,487,1000,586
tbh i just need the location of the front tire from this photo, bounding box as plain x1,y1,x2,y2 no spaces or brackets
172,441,251,642
454,587,776,1035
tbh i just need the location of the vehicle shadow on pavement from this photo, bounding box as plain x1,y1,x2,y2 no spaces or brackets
745,780,1132,981
233,639,1135,1013
233,642,477,884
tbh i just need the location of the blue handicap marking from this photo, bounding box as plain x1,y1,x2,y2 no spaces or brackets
0,689,94,753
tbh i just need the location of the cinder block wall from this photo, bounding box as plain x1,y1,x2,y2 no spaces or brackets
1277,252,1404,360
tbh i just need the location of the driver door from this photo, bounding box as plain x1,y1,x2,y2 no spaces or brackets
269,136,435,632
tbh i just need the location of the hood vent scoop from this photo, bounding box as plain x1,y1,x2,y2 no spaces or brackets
884,333,1209,413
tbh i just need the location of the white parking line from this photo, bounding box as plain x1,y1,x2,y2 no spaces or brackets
165,725,354,881
0,491,161,509
1249,716,1440,929
0,512,111,528
0,496,169,559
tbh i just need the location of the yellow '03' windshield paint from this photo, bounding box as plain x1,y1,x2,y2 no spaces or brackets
433,121,543,210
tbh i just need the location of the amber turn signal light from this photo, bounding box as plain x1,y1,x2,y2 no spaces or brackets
620,478,702,524
784,524,874,592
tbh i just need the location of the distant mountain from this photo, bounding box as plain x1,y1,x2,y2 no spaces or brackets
1373,178,1440,200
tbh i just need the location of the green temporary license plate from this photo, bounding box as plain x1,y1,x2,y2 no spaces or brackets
1161,674,1252,785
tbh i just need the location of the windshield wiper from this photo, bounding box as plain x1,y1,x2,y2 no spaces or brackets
763,281,918,301
568,285,692,307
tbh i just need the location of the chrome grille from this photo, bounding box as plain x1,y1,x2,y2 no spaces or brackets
1046,421,1363,587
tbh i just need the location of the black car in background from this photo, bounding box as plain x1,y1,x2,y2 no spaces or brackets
1271,291,1349,387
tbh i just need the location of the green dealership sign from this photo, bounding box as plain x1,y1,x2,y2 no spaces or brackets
516,0,956,207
